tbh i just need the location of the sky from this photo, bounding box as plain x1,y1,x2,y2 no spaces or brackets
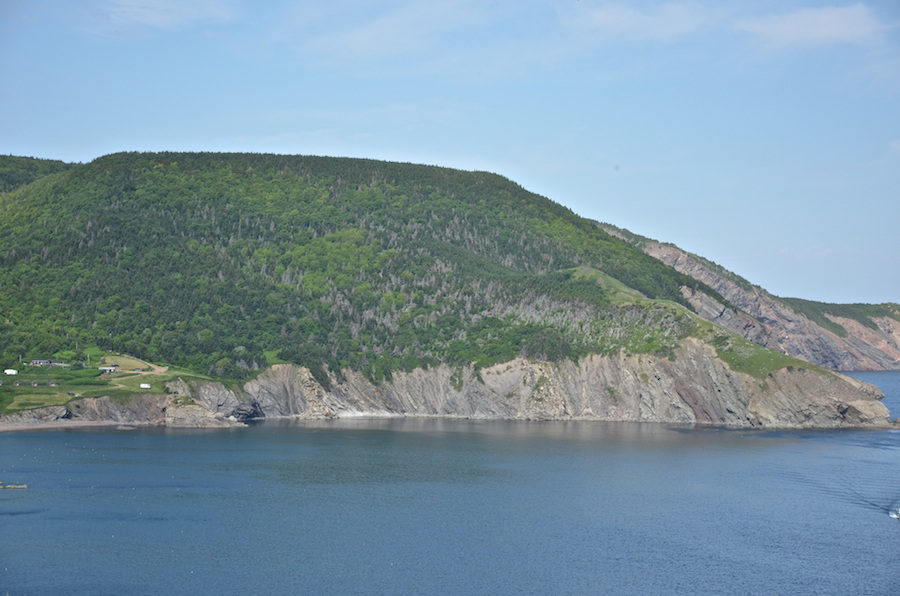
1,0,898,304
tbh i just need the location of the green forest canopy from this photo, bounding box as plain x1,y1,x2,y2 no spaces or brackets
1,152,892,383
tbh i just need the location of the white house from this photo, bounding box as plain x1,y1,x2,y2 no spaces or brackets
140,383,151,390
4,369,17,375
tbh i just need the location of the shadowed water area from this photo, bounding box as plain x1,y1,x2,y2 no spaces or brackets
2,371,899,595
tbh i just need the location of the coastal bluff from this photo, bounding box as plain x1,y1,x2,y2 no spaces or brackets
1,339,892,430
598,224,900,372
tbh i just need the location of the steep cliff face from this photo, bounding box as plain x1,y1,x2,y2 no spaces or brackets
3,340,891,430
0,394,169,427
615,236,900,372
0,393,244,430
179,339,892,429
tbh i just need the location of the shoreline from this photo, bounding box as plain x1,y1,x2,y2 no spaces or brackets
1,416,897,433
0,420,134,433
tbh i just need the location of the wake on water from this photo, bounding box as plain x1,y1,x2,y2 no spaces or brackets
836,473,900,520
774,430,900,522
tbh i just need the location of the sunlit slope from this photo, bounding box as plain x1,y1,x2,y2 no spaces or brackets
0,152,729,381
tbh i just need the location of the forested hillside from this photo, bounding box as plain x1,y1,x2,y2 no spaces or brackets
0,155,75,194
0,152,728,381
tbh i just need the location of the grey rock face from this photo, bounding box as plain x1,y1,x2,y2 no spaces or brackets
0,406,70,426
643,243,900,372
3,343,891,430
165,404,245,428
65,394,170,425
196,342,890,429
0,394,167,428
0,393,243,430
192,381,243,415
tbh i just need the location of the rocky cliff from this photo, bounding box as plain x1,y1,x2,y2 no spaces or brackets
0,393,244,430
5,338,888,430
202,340,891,428
599,225,900,372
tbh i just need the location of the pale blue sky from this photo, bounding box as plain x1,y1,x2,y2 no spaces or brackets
2,1,898,303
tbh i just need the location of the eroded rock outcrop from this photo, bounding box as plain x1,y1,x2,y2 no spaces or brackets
168,339,893,429
65,394,170,425
605,231,900,372
0,393,244,430
165,403,245,428
2,339,892,431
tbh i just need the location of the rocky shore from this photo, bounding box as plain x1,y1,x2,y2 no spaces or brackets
1,338,894,432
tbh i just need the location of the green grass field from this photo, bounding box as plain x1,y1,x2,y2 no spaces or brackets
572,266,647,302
0,352,213,415
692,321,824,380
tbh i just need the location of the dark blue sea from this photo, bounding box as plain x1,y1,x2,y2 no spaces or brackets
2,371,899,596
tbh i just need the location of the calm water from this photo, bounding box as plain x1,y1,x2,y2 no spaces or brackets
844,370,900,419
2,371,899,596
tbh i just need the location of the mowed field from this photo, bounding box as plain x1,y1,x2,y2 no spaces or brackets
0,353,210,414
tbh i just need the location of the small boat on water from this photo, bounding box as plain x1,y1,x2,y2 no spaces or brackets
0,482,28,490
890,510,900,519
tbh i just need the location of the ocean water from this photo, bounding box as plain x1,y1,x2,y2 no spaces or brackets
843,370,900,419
2,371,899,596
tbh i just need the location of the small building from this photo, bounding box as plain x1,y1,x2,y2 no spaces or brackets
99,366,117,373
140,383,151,390
30,359,52,366
3,369,17,375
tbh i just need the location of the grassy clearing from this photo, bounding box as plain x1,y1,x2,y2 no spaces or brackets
573,266,646,302
1,384,82,413
0,352,214,415
158,364,213,380
110,373,169,394
264,350,290,365
1,365,99,412
693,321,824,380
95,354,152,370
